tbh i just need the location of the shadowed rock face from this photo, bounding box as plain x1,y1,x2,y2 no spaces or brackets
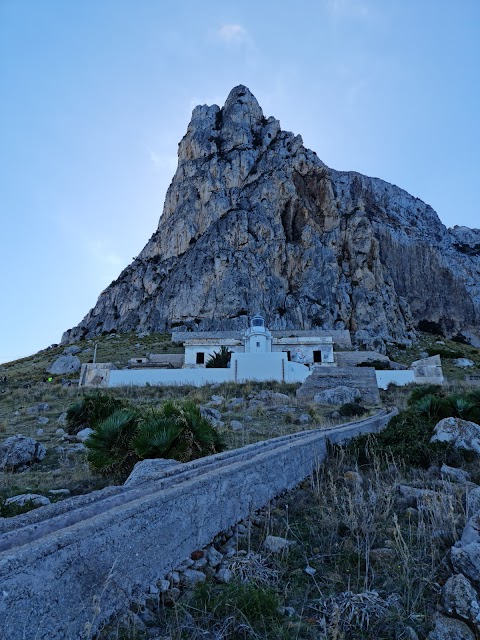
62,85,480,350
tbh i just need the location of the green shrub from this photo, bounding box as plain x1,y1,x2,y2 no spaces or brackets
85,399,225,479
350,385,480,468
406,384,445,407
205,345,231,368
66,391,126,435
426,347,465,359
0,497,42,518
338,401,368,418
193,580,281,632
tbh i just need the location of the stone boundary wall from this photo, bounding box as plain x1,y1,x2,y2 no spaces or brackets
0,409,396,639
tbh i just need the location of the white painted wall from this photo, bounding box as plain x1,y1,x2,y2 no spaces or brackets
284,361,311,383
232,352,286,382
109,368,233,387
375,370,415,389
272,344,334,364
245,332,270,353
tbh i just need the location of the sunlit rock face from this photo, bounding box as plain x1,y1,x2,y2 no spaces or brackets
62,86,480,351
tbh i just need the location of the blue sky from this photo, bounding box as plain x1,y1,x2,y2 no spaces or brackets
1,0,479,363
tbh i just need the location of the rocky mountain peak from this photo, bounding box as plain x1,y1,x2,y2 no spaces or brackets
62,87,480,350
223,84,264,125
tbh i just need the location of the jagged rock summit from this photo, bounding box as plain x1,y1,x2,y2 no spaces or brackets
62,85,480,350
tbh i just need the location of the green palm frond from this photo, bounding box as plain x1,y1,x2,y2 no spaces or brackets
205,346,231,368
82,397,225,479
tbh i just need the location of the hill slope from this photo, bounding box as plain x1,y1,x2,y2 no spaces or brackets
62,86,480,351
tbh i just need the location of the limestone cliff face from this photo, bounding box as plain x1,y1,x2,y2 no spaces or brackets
62,86,480,350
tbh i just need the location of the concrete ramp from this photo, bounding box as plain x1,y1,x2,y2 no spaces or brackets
0,410,395,639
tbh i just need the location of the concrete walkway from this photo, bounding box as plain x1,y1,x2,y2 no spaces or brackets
0,409,396,639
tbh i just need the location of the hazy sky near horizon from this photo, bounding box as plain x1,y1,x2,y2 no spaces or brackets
1,0,479,364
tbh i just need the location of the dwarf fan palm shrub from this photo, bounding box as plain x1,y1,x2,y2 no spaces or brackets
85,399,225,479
86,408,141,478
66,391,126,435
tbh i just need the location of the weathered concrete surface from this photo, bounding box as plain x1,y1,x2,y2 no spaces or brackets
0,409,395,639
296,366,381,405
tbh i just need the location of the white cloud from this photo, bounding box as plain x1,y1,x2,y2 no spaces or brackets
326,0,370,20
217,24,249,45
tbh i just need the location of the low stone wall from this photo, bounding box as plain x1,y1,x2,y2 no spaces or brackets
0,409,396,639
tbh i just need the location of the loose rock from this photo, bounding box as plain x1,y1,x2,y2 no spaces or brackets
427,613,475,639
263,535,295,553
441,464,470,484
76,428,94,442
181,569,206,586
442,573,480,626
431,418,480,454
6,493,51,507
0,435,46,472
313,386,361,406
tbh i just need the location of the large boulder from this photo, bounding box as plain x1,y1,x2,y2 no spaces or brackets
451,543,480,587
430,417,480,454
442,573,480,627
313,385,360,406
427,614,475,640
46,355,81,375
0,435,46,472
453,358,475,368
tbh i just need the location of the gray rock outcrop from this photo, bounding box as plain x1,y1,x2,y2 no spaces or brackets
427,614,476,640
0,435,46,472
61,86,480,349
46,355,81,375
313,385,361,406
431,418,480,454
296,366,380,405
442,573,480,626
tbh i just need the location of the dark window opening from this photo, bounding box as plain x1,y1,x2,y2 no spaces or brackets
196,352,205,364
313,351,322,363
256,341,260,347
286,351,291,361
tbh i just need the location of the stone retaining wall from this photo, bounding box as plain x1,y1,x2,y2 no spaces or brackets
0,409,396,639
